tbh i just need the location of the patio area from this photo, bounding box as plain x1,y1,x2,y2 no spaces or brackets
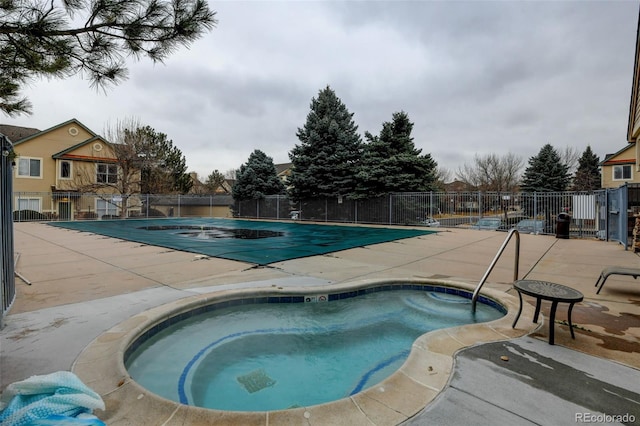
1,221,639,424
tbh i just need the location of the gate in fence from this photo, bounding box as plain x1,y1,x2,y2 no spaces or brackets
597,184,630,249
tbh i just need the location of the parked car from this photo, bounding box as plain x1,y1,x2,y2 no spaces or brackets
516,219,546,234
422,217,441,227
497,215,529,232
471,217,502,230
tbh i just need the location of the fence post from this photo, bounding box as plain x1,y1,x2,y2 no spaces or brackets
1,134,16,327
429,192,434,218
355,199,358,224
325,198,328,222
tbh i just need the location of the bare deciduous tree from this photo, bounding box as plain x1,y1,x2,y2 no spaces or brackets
456,153,523,192
560,146,580,176
225,169,237,180
433,166,452,191
74,117,161,217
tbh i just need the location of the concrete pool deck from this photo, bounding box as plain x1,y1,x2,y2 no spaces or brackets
2,221,640,424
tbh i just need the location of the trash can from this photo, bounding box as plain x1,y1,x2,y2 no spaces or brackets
555,212,571,239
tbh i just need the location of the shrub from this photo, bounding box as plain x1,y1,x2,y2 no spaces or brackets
77,212,98,220
13,210,47,221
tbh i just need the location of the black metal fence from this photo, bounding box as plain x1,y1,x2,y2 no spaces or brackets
1,135,16,327
11,193,235,221
234,191,605,238
11,190,624,242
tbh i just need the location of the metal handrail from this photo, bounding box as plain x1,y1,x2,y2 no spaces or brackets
471,228,520,313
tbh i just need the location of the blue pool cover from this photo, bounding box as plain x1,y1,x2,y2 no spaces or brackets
49,218,435,265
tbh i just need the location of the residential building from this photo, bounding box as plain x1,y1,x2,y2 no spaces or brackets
601,146,636,189
6,118,139,219
275,162,293,184
603,8,640,188
188,172,234,195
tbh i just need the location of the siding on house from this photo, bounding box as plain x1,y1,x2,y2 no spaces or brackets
8,118,132,219
601,143,638,188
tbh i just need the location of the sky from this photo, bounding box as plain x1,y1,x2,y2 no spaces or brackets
2,0,640,182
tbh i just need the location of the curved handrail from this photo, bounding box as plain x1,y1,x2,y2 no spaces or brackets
471,228,520,313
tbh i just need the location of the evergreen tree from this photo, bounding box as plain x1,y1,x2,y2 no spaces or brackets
90,119,191,195
288,86,363,200
521,144,571,192
355,111,438,197
232,150,285,200
572,146,601,191
1,0,216,116
132,126,192,194
205,170,228,193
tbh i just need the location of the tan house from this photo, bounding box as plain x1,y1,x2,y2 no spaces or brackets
600,145,636,189
8,118,139,220
603,10,640,188
187,172,234,195
275,162,293,184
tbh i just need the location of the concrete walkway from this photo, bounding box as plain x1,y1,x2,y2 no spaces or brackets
2,221,639,424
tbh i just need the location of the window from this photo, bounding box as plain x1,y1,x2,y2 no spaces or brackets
60,161,71,179
17,157,42,178
16,197,41,211
96,199,118,219
96,163,117,184
613,165,632,181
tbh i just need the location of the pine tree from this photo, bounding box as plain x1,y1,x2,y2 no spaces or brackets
572,146,601,191
1,0,216,116
521,144,571,192
91,119,191,196
133,126,192,194
355,111,438,197
232,150,285,200
205,170,228,193
288,86,363,200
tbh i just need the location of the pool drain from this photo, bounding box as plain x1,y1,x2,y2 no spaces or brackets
236,369,276,393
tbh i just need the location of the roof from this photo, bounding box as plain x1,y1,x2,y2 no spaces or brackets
275,163,293,175
600,142,636,166
12,118,98,146
52,136,114,162
0,124,40,143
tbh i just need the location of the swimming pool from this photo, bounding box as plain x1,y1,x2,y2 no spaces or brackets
49,218,434,265
72,278,536,424
125,286,505,411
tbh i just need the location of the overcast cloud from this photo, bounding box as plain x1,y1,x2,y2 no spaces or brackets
3,0,639,181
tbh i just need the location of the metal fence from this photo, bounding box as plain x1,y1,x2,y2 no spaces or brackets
234,191,599,233
10,188,632,241
11,192,235,221
1,135,16,327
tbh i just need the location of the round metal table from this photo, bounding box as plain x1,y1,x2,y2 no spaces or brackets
511,279,584,345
